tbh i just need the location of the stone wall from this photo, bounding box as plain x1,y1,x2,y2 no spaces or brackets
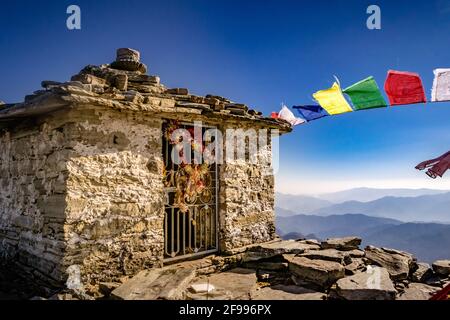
0,104,278,287
218,125,276,252
0,112,73,285
62,107,165,284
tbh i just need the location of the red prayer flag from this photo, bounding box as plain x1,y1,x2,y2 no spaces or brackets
384,70,426,106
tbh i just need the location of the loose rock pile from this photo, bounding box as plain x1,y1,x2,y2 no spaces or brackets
240,237,449,300
3,48,284,127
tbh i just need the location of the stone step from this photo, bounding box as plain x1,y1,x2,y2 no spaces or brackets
111,266,196,300
187,268,258,300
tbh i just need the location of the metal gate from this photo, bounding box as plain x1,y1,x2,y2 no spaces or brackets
162,122,218,262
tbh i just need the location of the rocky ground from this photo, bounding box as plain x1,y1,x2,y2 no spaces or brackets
96,237,450,300
2,237,450,300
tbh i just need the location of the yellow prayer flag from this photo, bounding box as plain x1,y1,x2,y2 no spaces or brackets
313,82,353,115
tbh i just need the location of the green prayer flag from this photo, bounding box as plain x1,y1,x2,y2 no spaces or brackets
343,76,387,110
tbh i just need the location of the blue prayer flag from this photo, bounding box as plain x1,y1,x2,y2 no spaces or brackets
292,105,329,121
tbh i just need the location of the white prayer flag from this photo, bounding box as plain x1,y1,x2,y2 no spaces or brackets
431,68,450,102
278,105,306,126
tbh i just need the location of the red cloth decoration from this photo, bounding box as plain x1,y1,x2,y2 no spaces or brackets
430,283,450,300
384,70,427,105
415,150,450,179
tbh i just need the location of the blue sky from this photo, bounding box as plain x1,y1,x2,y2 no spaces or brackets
1,0,450,194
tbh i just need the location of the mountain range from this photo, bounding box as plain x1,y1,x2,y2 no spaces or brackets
313,192,450,222
276,210,402,239
318,187,448,203
276,188,450,222
275,188,450,263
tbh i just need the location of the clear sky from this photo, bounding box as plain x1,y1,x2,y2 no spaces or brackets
1,0,450,194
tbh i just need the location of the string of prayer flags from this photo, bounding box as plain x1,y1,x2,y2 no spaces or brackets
278,105,306,126
274,68,450,128
292,105,329,121
431,69,450,102
384,70,426,106
343,76,387,110
313,82,354,115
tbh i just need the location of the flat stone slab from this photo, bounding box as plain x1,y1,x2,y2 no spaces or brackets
251,285,326,300
334,266,396,300
299,249,352,265
398,283,439,300
242,261,288,271
365,246,416,281
321,237,361,251
432,260,450,277
245,240,320,262
284,255,345,288
188,268,258,300
347,249,365,258
111,267,195,300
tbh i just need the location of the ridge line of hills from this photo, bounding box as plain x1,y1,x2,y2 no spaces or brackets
275,188,450,263
276,189,450,223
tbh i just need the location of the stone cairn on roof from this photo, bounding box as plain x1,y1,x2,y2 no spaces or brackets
15,48,287,125
110,48,147,73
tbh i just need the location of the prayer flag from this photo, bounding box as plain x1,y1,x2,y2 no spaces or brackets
343,76,387,110
292,105,329,121
278,105,306,126
384,70,426,105
313,82,353,115
431,68,450,102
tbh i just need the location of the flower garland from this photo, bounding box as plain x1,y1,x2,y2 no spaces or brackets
164,121,212,213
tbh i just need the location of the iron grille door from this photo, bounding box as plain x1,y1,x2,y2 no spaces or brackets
162,122,218,262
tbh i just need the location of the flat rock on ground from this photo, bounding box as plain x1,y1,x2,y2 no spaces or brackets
299,249,352,265
111,266,196,300
365,246,416,281
398,283,439,300
321,237,361,251
245,240,320,262
411,262,433,282
432,260,450,277
188,268,258,300
334,266,396,300
284,255,345,288
251,285,326,300
344,258,366,275
242,261,288,271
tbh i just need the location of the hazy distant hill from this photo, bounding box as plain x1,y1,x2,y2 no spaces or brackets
319,187,448,203
312,192,450,222
275,210,402,239
275,193,332,215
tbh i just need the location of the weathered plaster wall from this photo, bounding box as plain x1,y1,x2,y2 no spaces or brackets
63,107,165,284
218,125,276,252
0,114,72,285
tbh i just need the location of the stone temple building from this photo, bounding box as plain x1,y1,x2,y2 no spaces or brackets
0,49,291,287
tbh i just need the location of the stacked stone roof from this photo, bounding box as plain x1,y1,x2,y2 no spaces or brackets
0,48,291,132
